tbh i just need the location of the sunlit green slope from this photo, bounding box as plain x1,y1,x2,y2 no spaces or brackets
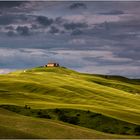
0,66,140,138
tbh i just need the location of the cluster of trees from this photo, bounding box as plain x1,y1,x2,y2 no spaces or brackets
54,108,79,125
37,111,51,119
134,126,140,135
59,114,79,125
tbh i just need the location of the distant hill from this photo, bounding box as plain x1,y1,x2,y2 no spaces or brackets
0,67,140,138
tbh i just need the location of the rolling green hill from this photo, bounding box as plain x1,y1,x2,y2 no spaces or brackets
0,66,140,138
2,107,138,139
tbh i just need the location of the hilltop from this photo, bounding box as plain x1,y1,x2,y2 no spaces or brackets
0,66,140,138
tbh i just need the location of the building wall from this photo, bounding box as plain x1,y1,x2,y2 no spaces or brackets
46,63,59,67
47,64,55,67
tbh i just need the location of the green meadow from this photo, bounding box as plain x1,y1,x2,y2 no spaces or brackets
0,66,140,138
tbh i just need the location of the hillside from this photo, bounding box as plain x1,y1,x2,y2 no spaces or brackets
1,108,137,139
0,66,140,138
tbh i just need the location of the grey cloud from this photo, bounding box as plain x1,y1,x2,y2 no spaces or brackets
113,45,140,61
71,29,83,36
36,16,53,26
69,3,87,9
83,56,132,66
5,25,35,37
0,15,14,25
63,22,87,30
0,14,33,25
0,2,33,16
5,26,14,30
0,1,24,8
108,67,140,78
86,19,140,43
6,30,16,37
16,26,30,36
0,48,49,69
100,10,124,15
49,26,59,34
31,24,39,30
55,17,65,25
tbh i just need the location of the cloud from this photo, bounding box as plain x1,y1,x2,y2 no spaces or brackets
83,55,132,65
49,26,59,34
0,48,49,69
64,14,121,25
0,14,34,26
0,15,15,25
6,30,16,37
100,10,124,15
63,22,87,30
55,17,66,25
36,16,53,26
71,29,83,36
0,1,24,8
108,66,140,78
76,65,140,78
69,39,86,45
16,26,30,36
5,26,14,30
0,69,15,74
69,3,87,9
0,1,33,15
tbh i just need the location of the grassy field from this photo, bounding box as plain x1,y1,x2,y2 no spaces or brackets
1,105,140,135
0,66,140,138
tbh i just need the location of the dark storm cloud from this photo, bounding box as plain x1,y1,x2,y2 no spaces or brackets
55,17,65,25
0,1,24,8
69,3,87,9
86,19,140,42
36,16,53,26
71,29,83,36
31,24,39,30
63,22,87,30
0,14,32,25
5,26,14,30
0,1,31,14
49,26,59,34
6,30,16,37
100,10,124,15
0,48,47,69
83,56,132,65
0,15,14,25
113,44,140,61
106,20,140,32
16,26,30,36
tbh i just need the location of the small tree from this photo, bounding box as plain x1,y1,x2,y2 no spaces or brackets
24,104,28,109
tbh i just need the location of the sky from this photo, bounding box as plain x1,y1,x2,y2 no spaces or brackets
0,1,140,78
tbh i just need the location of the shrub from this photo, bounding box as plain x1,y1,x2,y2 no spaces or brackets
24,105,31,109
76,113,80,116
54,108,61,113
59,114,79,125
90,113,101,118
24,105,28,109
37,111,51,119
68,116,79,125
134,126,140,135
